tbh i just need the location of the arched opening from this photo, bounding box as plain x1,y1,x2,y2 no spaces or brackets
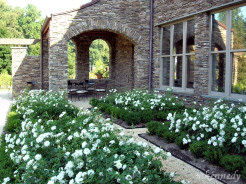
89,39,110,79
67,29,135,92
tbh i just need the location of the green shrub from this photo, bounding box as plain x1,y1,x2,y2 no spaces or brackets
220,155,245,172
5,111,22,133
175,134,189,149
0,135,15,182
156,124,169,138
90,98,99,107
155,111,167,121
140,110,155,123
204,146,224,164
0,70,12,89
124,111,141,125
110,106,121,119
189,141,207,158
242,167,246,180
163,132,176,143
146,121,160,135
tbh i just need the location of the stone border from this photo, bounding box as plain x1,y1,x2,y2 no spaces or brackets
139,133,245,184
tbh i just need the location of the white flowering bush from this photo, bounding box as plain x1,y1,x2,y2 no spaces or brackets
147,99,246,176
90,89,185,125
0,90,181,184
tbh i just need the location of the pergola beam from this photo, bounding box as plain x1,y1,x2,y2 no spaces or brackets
0,38,40,45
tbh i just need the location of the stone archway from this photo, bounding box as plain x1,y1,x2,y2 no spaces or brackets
70,29,135,91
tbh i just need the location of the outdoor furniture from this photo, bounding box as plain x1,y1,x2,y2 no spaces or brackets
68,89,77,101
76,90,88,100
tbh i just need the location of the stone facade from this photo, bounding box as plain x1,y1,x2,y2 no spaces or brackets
11,0,244,100
12,47,41,97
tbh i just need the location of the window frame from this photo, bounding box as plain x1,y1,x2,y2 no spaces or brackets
209,7,246,100
159,20,195,94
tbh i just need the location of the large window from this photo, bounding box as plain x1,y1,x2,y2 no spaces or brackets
210,5,246,99
160,19,195,93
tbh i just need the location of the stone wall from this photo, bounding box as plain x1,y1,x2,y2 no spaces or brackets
12,47,41,97
45,0,150,92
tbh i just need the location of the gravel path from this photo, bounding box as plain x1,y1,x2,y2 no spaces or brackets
72,99,222,184
0,91,12,135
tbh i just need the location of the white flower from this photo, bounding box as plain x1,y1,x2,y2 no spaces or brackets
35,154,42,161
231,137,237,143
59,111,66,118
51,126,56,131
84,148,90,155
125,175,132,181
114,160,122,169
82,141,87,148
166,152,172,157
2,177,10,184
23,154,30,161
44,141,50,147
154,147,161,154
242,140,246,145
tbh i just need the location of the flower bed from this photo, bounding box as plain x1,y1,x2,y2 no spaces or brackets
90,89,186,126
146,99,246,179
0,90,183,184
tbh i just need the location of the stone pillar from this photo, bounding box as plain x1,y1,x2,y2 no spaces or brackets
48,41,68,91
76,42,90,81
194,13,210,96
12,47,27,78
11,47,27,96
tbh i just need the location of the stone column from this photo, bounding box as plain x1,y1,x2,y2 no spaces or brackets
48,40,68,91
11,47,27,77
11,47,27,96
194,13,210,97
76,42,90,81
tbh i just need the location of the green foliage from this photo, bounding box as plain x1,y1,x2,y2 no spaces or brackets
189,141,207,158
5,111,22,133
124,111,141,125
175,133,189,150
0,0,43,75
220,155,245,172
89,39,110,79
146,121,160,135
0,90,181,184
0,135,15,182
204,146,224,164
0,70,12,88
242,167,246,180
163,132,176,143
89,98,100,107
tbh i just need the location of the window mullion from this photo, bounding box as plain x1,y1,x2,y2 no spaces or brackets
182,21,187,90
225,10,232,97
159,27,164,87
170,25,174,87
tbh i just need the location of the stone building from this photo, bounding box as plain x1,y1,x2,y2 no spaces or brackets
11,0,246,101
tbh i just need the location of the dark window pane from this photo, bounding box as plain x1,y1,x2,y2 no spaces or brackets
162,27,170,55
187,20,195,53
231,52,246,94
162,57,170,86
173,22,183,54
211,11,227,51
187,55,195,88
211,53,226,92
174,56,182,87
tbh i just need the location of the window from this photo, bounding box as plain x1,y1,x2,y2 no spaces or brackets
160,19,195,93
210,5,246,99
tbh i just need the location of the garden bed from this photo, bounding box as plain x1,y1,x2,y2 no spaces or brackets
0,90,184,184
90,89,186,127
139,133,245,184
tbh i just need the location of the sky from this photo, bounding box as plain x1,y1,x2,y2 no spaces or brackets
6,0,92,17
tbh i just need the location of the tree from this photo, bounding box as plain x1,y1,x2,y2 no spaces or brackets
0,0,43,74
